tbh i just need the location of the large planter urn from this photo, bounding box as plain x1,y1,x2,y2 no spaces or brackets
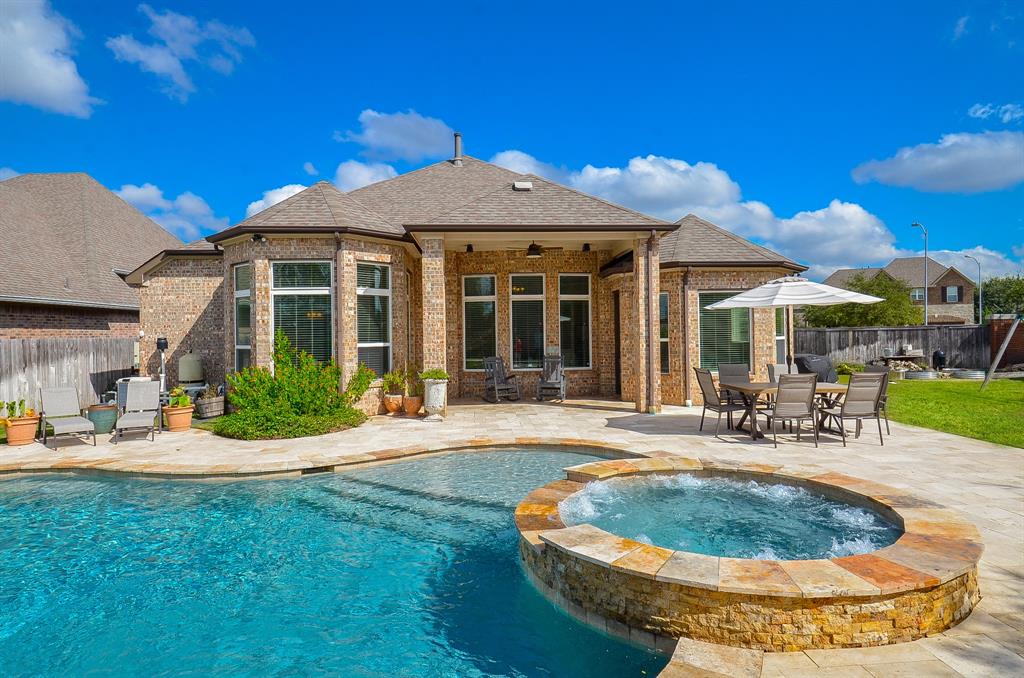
423,379,448,422
403,395,423,417
87,404,118,434
195,396,225,419
163,405,195,432
383,393,403,414
3,415,40,446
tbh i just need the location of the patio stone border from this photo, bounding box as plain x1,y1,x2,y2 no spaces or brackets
515,457,983,657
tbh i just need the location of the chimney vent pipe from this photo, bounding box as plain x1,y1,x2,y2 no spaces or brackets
453,132,463,166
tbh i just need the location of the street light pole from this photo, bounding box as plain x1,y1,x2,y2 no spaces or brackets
964,254,983,324
912,222,928,326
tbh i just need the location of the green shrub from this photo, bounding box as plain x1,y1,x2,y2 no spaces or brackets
342,363,376,406
404,365,423,397
835,362,865,376
381,369,405,394
213,407,366,440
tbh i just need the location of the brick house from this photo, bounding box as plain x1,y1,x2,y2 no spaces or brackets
127,138,803,411
824,257,977,324
0,173,182,339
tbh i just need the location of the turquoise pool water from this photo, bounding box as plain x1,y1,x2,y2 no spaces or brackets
0,449,666,677
560,473,901,560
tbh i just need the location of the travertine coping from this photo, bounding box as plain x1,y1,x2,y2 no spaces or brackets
519,458,982,597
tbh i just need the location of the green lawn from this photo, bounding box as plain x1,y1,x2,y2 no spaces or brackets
884,377,1024,448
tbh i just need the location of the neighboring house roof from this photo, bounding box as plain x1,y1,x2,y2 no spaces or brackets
0,172,182,310
822,267,882,287
599,214,805,276
347,155,520,226
207,181,403,243
882,257,952,287
414,174,671,230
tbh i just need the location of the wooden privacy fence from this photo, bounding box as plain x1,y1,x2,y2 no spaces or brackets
794,325,990,368
0,337,136,408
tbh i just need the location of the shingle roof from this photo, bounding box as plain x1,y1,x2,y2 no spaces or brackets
207,181,404,242
0,173,182,309
822,267,882,287
882,257,950,287
660,214,804,269
418,174,670,228
347,156,521,225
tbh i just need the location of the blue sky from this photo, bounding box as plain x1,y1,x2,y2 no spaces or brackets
1,0,1022,278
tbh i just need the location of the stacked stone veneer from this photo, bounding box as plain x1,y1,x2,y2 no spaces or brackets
136,256,225,386
516,459,982,652
0,302,138,339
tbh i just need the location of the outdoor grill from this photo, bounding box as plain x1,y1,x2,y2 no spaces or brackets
794,354,839,383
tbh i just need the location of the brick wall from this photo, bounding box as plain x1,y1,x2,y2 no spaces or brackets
137,256,225,386
0,302,138,339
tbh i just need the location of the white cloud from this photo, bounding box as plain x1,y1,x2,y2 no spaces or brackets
1013,244,1024,259
245,184,306,217
106,4,254,102
851,131,1024,193
338,109,454,161
968,102,1024,123
333,160,398,191
954,15,969,40
303,161,318,176
489,150,570,181
0,167,19,181
0,0,100,117
929,246,1024,279
116,183,227,240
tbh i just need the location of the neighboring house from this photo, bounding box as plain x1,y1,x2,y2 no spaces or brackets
0,173,183,339
127,136,804,411
824,257,976,324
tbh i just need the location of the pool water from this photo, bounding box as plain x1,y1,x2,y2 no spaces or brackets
0,449,666,677
560,473,901,560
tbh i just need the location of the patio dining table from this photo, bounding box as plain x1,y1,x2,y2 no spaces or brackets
719,380,848,441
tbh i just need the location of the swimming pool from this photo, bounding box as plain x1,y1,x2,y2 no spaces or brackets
0,448,666,676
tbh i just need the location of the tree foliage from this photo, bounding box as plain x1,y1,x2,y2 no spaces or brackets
978,275,1024,318
803,273,924,327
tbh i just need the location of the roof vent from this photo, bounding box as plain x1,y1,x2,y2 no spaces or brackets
513,181,533,191
452,132,463,166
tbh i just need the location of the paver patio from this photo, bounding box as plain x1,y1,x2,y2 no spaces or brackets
0,398,1020,676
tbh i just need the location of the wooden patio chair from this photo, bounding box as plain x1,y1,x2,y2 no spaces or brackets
537,355,566,401
483,357,520,403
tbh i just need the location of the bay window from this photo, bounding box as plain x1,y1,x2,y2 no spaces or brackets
356,263,390,376
463,275,496,370
559,274,591,369
233,263,251,370
271,261,333,364
511,274,545,369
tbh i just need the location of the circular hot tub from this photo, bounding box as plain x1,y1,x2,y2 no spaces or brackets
515,457,982,652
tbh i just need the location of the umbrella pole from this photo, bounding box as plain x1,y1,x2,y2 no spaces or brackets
786,305,794,373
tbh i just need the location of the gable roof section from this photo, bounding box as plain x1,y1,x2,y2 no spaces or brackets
207,181,405,243
882,257,950,287
661,214,804,269
0,172,182,310
347,156,521,226
125,239,222,286
414,174,672,230
822,267,882,288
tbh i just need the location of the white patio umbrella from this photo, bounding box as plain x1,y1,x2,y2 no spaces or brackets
704,276,883,368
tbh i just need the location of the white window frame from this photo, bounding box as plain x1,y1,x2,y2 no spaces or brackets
233,263,251,371
509,272,546,371
911,287,926,302
463,274,497,372
558,273,592,370
355,262,392,374
270,260,335,362
696,289,753,373
945,285,959,303
659,291,670,375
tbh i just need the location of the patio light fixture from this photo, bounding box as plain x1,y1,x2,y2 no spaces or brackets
466,244,474,253
526,242,542,258
582,243,591,252
251,233,267,243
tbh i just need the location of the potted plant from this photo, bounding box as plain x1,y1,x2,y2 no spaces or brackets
195,384,225,419
164,387,195,432
2,399,40,446
403,366,424,416
420,368,450,422
381,369,405,414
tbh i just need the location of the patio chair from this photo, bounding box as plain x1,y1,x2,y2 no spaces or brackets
717,363,751,404
819,372,886,447
113,380,161,444
767,363,791,382
693,368,746,438
537,355,566,401
863,365,891,435
758,373,819,448
483,357,520,403
40,387,95,448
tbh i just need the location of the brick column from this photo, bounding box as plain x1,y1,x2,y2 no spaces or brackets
631,234,661,413
421,237,447,371
335,240,359,381
252,256,273,369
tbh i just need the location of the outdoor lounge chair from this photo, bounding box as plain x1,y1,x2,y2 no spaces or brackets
758,373,819,448
40,387,95,448
483,357,520,403
113,380,161,444
863,364,891,434
536,355,566,401
819,372,887,446
694,367,746,438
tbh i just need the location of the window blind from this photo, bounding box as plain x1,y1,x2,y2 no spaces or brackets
699,291,751,370
659,293,669,374
559,300,590,368
511,275,544,369
273,262,331,288
356,263,390,376
273,294,332,363
464,275,496,370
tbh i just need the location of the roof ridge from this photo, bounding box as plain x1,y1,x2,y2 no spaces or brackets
677,213,793,263
316,183,340,228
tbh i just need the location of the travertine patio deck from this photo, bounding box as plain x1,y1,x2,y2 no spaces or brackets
0,398,1020,676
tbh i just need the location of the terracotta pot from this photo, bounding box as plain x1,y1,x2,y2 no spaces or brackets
4,416,40,446
383,393,403,414
163,405,194,432
403,395,423,416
